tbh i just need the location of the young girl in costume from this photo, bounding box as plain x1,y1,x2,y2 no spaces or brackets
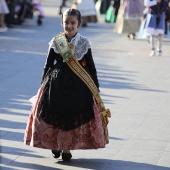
144,0,168,56
24,8,110,161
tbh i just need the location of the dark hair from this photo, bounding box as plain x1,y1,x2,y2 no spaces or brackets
62,8,82,26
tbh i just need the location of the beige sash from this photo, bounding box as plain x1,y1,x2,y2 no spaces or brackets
54,33,111,140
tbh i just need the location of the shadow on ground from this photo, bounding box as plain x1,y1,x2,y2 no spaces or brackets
57,158,170,170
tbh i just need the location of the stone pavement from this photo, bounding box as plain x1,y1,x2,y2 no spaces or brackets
0,1,170,169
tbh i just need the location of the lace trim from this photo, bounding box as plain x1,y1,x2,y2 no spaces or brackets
48,33,91,61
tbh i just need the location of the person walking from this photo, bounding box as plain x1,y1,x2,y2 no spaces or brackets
114,0,144,39
71,0,98,27
0,0,9,32
144,0,168,56
164,0,170,35
59,0,67,15
24,8,110,161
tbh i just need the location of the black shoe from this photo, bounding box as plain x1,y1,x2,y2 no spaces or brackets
62,153,72,161
52,150,61,158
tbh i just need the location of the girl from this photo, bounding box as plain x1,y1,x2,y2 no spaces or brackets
24,8,109,161
145,0,168,56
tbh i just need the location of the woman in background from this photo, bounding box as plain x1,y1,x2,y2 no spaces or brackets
114,0,144,39
145,0,168,56
72,0,98,27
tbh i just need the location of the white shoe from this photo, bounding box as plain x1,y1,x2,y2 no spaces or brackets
150,50,155,56
0,27,8,32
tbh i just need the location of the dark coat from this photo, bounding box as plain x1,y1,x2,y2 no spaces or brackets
149,0,168,14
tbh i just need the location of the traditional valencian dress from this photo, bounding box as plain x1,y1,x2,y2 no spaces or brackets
114,0,144,34
72,0,98,25
24,33,109,150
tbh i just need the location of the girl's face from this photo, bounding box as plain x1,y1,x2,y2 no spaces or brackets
62,15,79,39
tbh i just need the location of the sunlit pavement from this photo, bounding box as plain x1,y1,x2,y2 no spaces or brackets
0,1,170,170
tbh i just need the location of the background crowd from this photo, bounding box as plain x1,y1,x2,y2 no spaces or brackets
0,0,44,32
0,0,170,39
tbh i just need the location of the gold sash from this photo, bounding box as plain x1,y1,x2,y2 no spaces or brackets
54,33,111,140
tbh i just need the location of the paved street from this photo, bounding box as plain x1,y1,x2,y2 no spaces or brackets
0,1,170,169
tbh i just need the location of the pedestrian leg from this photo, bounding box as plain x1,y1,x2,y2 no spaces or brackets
149,35,155,56
157,34,163,56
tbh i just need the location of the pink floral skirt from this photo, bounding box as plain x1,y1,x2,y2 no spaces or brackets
24,87,109,150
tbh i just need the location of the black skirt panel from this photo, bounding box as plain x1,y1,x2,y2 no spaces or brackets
37,62,95,131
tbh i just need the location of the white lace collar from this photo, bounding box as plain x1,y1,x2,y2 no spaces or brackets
48,33,91,61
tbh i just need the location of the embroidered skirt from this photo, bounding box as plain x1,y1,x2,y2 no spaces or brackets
114,17,141,34
114,0,143,34
24,86,108,150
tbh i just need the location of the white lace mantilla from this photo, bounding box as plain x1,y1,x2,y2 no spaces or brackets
48,33,91,61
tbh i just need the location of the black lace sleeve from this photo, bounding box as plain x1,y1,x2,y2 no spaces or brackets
84,48,99,89
40,48,55,84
